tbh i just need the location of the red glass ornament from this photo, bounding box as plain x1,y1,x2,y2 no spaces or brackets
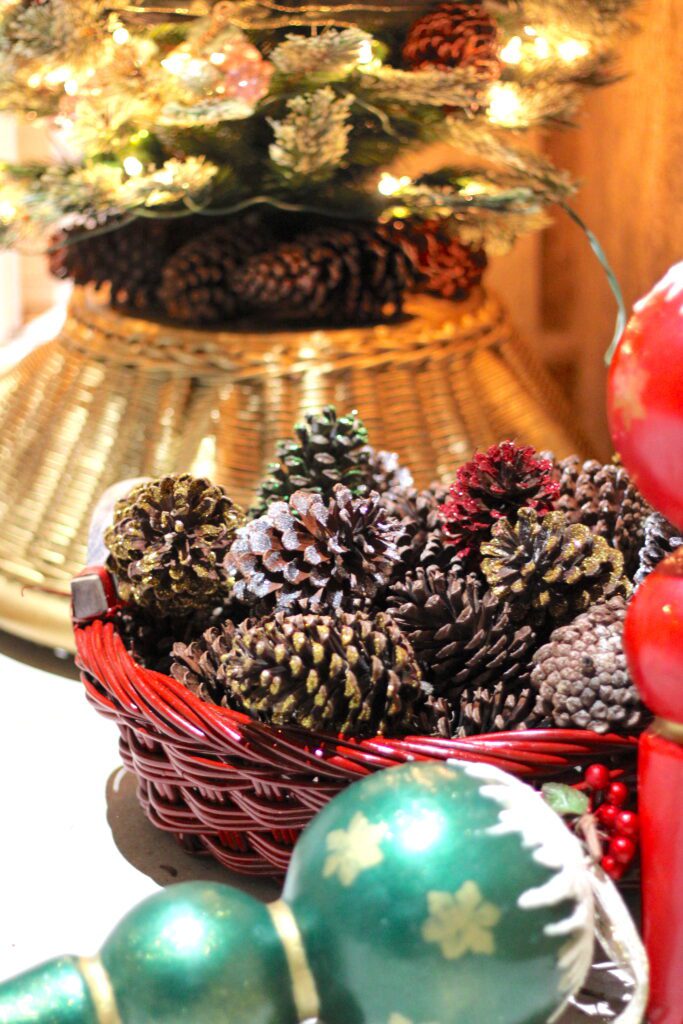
624,549,683,722
607,262,683,530
584,763,611,792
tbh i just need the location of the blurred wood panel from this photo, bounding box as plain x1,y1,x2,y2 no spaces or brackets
542,0,683,457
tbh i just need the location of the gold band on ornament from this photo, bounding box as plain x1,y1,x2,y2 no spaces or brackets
652,717,683,744
267,900,321,1022
78,957,122,1024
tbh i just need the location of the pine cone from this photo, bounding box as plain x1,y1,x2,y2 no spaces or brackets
634,512,683,587
366,448,415,495
554,457,651,577
395,218,487,300
220,610,423,737
114,603,227,676
440,441,559,559
403,1,501,80
159,218,270,325
531,597,645,734
227,485,401,614
381,485,458,574
481,508,630,628
171,621,240,706
49,214,172,314
425,686,536,738
389,565,535,697
105,474,246,614
232,224,416,326
254,406,372,513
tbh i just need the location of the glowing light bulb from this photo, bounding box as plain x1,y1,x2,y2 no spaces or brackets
123,156,144,177
44,65,71,86
27,72,42,89
487,82,523,127
112,26,130,45
533,35,551,59
64,79,79,97
357,38,374,66
499,36,523,65
523,24,537,37
209,51,226,65
378,173,412,197
0,200,16,223
461,180,488,197
557,38,590,63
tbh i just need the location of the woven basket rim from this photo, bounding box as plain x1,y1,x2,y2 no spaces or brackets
75,616,638,772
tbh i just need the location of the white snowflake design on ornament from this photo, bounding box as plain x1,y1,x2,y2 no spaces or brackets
458,761,594,1003
323,811,388,886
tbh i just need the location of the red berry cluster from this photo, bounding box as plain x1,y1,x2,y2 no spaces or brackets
584,763,639,881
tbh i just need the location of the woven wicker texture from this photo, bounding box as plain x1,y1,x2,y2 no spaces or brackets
75,617,636,877
0,286,588,648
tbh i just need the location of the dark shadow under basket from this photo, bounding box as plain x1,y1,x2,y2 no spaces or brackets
75,618,638,878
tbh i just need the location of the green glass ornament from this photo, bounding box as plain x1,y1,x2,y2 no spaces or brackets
0,763,611,1024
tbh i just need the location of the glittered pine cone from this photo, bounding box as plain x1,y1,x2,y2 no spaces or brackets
425,685,536,738
554,457,651,577
481,507,631,628
219,610,423,737
159,218,271,325
440,441,559,560
49,214,172,314
531,597,646,734
366,448,415,495
105,474,246,614
254,406,372,513
395,218,487,300
388,565,535,697
232,224,417,326
226,485,401,614
381,485,459,574
402,1,501,80
171,621,240,707
634,511,683,587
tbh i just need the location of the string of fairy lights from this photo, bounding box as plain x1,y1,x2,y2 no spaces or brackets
0,0,636,248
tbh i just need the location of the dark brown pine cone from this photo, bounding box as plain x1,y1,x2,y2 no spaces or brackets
232,223,417,326
402,1,501,80
388,565,536,697
114,603,227,676
425,685,536,738
381,485,458,574
159,217,271,325
634,512,683,587
219,610,423,737
254,406,372,513
481,508,630,628
105,474,245,614
226,485,401,613
395,218,487,300
440,441,559,559
49,214,173,314
170,621,241,707
554,457,651,577
531,597,646,734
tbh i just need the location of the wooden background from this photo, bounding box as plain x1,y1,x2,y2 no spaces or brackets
492,0,683,458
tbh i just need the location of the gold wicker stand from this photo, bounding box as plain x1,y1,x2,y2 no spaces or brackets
0,285,587,650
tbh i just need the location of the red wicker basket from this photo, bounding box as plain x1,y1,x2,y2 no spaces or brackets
74,569,638,878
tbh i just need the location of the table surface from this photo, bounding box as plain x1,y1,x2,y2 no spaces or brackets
0,630,278,984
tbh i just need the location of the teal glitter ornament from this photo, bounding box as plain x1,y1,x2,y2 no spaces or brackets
0,763,646,1024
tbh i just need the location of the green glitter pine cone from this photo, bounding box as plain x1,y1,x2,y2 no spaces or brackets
105,474,245,614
